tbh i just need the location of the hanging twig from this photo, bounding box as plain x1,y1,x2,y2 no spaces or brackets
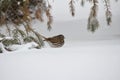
87,0,99,32
69,0,75,16
104,0,112,25
46,0,53,31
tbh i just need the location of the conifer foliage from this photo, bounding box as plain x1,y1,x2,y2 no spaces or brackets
0,0,53,52
69,0,117,32
0,0,118,52
0,0,53,30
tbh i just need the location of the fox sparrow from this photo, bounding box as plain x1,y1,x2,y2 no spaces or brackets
44,34,65,48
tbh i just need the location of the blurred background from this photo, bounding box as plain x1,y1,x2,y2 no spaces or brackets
33,0,120,40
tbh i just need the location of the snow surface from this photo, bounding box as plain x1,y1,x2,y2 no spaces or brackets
0,18,120,80
0,38,120,80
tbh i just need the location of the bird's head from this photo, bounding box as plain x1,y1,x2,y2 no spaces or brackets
58,34,65,39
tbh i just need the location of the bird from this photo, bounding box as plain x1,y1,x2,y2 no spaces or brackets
43,34,65,48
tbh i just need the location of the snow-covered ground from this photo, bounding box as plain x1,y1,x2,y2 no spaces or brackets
0,19,120,80
0,37,120,80
0,18,120,80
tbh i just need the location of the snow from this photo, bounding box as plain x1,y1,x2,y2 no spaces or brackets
5,42,39,51
0,37,14,41
4,37,14,40
0,38,120,80
0,18,120,80
0,17,120,80
0,43,8,53
0,1,120,80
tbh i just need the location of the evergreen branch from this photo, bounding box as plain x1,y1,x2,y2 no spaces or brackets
104,0,112,25
87,0,99,32
69,0,75,16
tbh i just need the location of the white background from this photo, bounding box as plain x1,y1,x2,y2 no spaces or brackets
0,1,120,80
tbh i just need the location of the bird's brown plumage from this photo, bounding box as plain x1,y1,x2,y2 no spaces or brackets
44,34,65,48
